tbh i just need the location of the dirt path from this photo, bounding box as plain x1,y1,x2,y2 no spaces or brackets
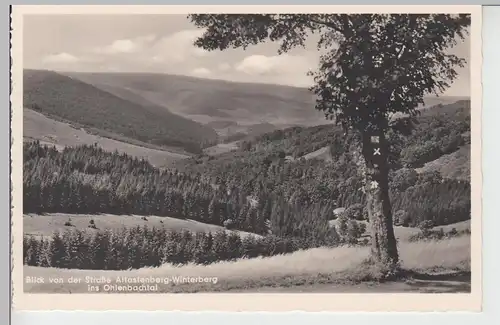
228,272,471,293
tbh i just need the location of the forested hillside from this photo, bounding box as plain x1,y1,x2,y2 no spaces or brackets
23,99,471,271
24,100,470,237
23,69,218,154
176,100,472,227
64,71,327,126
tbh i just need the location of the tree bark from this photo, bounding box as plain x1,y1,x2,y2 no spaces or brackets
359,130,399,268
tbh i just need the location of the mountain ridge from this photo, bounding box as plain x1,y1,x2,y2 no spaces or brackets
23,69,218,154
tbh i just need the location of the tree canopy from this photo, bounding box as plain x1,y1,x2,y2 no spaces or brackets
189,14,470,134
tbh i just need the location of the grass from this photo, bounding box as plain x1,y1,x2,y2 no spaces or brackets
302,146,333,162
23,213,261,239
23,234,470,293
23,108,190,167
327,219,471,243
203,141,240,156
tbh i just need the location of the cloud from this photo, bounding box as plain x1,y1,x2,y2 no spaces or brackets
42,52,79,64
193,47,210,57
233,54,317,87
191,67,211,77
235,54,314,77
83,30,210,71
94,34,156,55
148,29,209,63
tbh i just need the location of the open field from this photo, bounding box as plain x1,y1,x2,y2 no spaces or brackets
203,141,240,156
23,213,261,239
24,108,190,167
23,235,470,293
302,146,333,162
25,210,470,243
327,219,471,243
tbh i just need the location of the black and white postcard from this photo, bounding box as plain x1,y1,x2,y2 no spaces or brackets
10,4,482,312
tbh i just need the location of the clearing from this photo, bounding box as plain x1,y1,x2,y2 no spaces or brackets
24,108,190,167
203,141,240,156
328,219,470,242
415,145,470,181
23,213,261,239
302,146,333,162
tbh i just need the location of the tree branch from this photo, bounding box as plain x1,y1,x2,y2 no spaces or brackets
307,17,344,33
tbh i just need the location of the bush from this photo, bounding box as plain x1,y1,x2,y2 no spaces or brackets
64,218,73,227
223,219,236,229
418,220,435,231
344,203,365,221
408,226,470,242
390,168,418,192
336,215,365,245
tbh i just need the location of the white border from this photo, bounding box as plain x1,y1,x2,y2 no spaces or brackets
11,5,482,312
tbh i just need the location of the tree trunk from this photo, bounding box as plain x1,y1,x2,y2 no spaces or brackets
359,130,399,268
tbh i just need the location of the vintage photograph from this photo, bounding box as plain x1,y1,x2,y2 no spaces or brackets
11,5,481,311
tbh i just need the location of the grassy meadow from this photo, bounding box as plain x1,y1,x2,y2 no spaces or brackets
23,213,261,240
24,108,190,168
23,234,471,293
23,211,471,294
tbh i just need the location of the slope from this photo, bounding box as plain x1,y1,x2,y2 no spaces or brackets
64,72,467,123
23,69,218,154
23,213,261,239
415,145,470,181
23,108,189,167
63,71,328,126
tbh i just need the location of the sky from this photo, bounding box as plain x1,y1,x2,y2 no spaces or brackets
23,14,471,96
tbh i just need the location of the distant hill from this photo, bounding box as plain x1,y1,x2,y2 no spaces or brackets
180,99,471,177
63,71,466,141
23,69,218,154
219,122,282,143
62,71,329,127
420,96,471,111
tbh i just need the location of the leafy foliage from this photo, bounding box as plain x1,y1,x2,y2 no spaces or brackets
408,226,470,242
189,13,470,266
176,101,471,228
189,14,470,134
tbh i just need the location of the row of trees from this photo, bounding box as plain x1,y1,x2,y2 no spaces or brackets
24,226,344,270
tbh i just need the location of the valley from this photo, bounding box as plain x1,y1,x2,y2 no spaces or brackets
21,69,472,294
